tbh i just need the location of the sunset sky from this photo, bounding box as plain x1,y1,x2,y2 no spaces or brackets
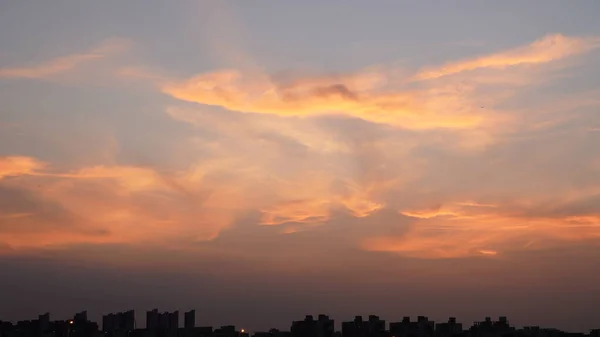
1,0,600,333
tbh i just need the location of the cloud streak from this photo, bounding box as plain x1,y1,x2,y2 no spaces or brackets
415,34,600,80
363,198,600,259
0,38,131,80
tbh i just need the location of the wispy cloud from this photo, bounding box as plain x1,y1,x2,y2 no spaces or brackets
0,37,131,80
363,197,600,259
415,34,600,80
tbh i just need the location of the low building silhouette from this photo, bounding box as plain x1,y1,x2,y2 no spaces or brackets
1,312,600,337
468,317,514,337
435,317,462,337
212,325,240,337
342,315,386,337
253,329,292,337
390,317,435,337
292,315,334,337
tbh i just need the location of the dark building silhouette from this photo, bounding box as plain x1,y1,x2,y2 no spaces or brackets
213,325,239,337
73,311,87,324
342,315,386,337
38,313,50,336
390,316,434,337
184,310,195,329
469,316,514,337
155,310,178,331
254,329,293,337
435,317,462,337
69,312,100,337
102,310,135,333
2,311,600,337
103,313,116,332
181,326,214,337
291,315,334,337
147,309,159,330
169,311,179,330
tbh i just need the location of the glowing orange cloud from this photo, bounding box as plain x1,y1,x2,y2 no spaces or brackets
165,106,391,228
160,33,599,132
161,69,488,130
0,156,256,249
0,152,390,250
0,38,131,79
260,199,331,226
415,34,600,80
0,156,46,179
258,179,385,227
363,201,600,259
61,166,165,192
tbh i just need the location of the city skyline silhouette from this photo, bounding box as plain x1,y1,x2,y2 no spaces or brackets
2,310,599,337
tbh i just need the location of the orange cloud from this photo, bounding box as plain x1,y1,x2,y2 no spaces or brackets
0,37,130,79
60,166,164,192
0,156,46,179
160,33,599,133
165,106,393,228
166,106,353,154
259,188,384,227
0,150,391,250
399,202,496,219
258,179,385,227
0,156,256,250
363,200,600,259
161,69,489,130
260,199,331,226
415,34,600,80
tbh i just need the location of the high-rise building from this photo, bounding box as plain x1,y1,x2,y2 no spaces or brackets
122,310,135,330
102,310,134,332
74,311,88,323
158,312,170,330
184,310,196,329
38,313,50,335
153,310,179,330
169,311,179,330
102,314,115,332
147,309,159,330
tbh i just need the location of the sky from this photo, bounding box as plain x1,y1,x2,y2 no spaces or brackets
1,0,600,333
